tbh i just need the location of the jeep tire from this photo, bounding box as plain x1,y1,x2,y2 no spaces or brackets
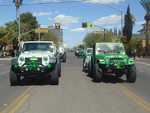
82,58,87,73
127,65,136,83
58,63,61,77
93,64,103,82
9,69,20,86
50,65,59,85
88,57,94,76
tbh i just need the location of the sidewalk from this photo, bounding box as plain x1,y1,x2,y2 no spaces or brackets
0,57,12,61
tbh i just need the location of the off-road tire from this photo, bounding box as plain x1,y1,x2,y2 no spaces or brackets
93,64,103,82
50,65,59,85
9,69,20,86
58,63,61,77
88,57,94,76
127,65,136,83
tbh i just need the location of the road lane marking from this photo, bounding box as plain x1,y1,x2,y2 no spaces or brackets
121,85,150,113
8,94,30,113
0,87,32,113
136,61,150,66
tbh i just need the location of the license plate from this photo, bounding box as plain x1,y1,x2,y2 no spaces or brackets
30,57,37,60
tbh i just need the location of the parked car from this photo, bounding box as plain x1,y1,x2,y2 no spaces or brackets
58,46,66,62
83,48,93,72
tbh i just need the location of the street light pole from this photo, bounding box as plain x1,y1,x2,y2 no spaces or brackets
16,7,21,43
95,25,107,42
38,24,41,41
13,0,23,43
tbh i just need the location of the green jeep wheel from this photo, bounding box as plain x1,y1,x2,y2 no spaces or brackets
88,57,94,76
127,65,136,83
93,64,103,82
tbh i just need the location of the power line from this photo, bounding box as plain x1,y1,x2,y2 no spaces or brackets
0,0,83,6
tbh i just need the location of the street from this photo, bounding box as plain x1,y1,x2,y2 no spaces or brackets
0,53,149,113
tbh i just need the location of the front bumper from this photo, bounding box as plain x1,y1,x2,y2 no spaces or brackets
12,63,55,75
99,63,133,74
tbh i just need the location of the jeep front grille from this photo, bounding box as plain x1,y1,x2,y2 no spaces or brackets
25,58,42,65
110,58,124,64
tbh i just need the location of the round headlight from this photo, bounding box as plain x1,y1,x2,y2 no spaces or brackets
19,57,25,61
42,56,50,66
18,56,25,66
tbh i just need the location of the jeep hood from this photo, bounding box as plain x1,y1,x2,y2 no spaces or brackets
19,51,54,58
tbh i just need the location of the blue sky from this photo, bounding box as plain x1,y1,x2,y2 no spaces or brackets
0,0,146,47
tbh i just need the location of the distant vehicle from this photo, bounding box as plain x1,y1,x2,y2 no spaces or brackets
75,48,80,56
9,41,61,85
85,43,136,83
58,46,66,62
83,48,93,72
75,48,85,58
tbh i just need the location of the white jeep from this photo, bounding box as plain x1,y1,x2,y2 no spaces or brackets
9,41,61,85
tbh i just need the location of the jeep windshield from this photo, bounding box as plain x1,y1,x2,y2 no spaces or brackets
96,43,125,54
23,43,53,52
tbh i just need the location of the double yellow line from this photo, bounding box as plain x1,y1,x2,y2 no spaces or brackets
121,85,150,113
0,87,31,113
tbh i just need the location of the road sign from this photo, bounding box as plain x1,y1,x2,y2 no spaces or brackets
35,28,48,33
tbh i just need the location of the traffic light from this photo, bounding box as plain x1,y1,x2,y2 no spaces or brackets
13,0,23,8
82,22,95,28
82,22,87,28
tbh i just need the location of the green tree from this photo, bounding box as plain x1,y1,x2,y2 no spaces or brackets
0,12,38,51
20,12,38,41
83,31,120,47
123,5,135,42
40,31,59,46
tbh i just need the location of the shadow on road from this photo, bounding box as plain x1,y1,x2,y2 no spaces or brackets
14,79,56,86
101,76,125,84
86,74,125,84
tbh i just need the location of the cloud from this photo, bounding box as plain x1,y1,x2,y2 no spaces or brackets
54,14,79,26
84,0,125,4
33,12,52,17
32,0,59,3
94,14,121,26
32,0,124,4
71,28,86,32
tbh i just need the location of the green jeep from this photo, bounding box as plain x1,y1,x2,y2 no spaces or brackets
9,41,61,86
87,43,136,83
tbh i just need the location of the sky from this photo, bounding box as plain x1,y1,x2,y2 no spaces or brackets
0,0,146,47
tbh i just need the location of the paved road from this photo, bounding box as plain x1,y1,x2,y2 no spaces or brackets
0,53,150,113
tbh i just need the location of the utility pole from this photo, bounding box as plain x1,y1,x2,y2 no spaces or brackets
38,24,41,41
13,0,23,43
17,7,21,43
104,28,106,41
